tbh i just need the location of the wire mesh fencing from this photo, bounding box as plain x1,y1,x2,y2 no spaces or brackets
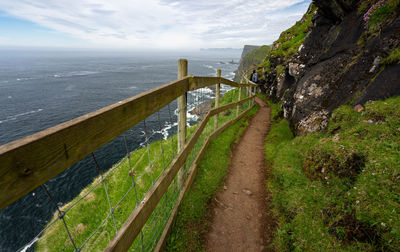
13,100,181,252
2,74,254,252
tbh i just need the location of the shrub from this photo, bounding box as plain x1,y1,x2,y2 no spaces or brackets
363,0,400,33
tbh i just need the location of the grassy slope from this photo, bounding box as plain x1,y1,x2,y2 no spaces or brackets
256,3,316,77
166,100,258,251
264,96,400,251
244,45,271,63
237,45,271,80
36,88,253,251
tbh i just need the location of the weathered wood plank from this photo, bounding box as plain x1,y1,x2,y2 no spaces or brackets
209,96,254,116
237,87,242,117
214,69,221,131
0,77,190,210
190,76,219,90
177,59,188,188
220,77,256,87
190,76,255,90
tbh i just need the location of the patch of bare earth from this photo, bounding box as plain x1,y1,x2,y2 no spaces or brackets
205,97,274,252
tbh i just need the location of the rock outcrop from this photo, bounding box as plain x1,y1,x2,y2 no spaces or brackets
256,0,400,135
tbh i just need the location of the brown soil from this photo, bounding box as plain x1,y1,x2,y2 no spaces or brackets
205,97,274,252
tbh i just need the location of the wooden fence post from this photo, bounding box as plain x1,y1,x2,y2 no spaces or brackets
214,69,221,131
177,59,187,188
236,86,241,117
248,86,251,109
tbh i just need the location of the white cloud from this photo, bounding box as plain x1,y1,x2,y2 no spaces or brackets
0,0,311,49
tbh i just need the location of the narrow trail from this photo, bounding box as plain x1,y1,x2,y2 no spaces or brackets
205,97,273,252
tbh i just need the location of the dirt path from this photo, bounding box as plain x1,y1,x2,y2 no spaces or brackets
205,97,273,252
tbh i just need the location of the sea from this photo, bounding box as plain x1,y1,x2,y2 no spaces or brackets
0,49,241,251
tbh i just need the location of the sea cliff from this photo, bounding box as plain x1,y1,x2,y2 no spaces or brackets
242,0,400,135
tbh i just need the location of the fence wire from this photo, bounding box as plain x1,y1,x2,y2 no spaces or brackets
11,83,252,252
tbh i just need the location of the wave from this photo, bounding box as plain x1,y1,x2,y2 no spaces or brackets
18,236,38,252
16,77,34,82
203,64,217,72
154,121,179,140
224,71,235,79
53,71,99,78
0,109,43,124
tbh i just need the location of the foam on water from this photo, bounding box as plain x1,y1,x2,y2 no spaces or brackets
0,109,43,124
53,71,99,78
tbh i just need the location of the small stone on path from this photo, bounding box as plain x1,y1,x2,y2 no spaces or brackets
242,189,253,196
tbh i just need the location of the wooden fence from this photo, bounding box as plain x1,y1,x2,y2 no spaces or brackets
0,59,256,251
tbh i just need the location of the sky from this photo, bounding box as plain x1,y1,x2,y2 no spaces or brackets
0,0,312,51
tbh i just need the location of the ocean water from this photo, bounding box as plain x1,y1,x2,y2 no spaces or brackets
0,49,240,251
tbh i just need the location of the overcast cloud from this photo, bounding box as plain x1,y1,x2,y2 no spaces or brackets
0,0,311,50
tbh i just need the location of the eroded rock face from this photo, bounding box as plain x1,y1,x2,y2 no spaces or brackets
313,0,359,22
261,0,400,135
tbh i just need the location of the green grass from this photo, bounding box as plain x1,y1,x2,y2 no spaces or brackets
269,4,316,60
37,135,179,251
244,45,271,62
255,3,316,77
265,96,400,251
166,105,258,252
382,46,400,65
276,64,286,76
238,45,271,80
257,93,282,122
364,0,400,33
35,88,254,251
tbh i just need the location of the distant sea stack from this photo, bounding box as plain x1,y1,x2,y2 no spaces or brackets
247,0,400,135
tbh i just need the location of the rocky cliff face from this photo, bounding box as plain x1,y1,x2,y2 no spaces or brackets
257,0,400,135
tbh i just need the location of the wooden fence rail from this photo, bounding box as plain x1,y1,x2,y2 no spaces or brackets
0,76,254,211
0,59,256,251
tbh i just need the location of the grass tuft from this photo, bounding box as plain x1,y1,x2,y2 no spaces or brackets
265,96,400,251
382,47,400,65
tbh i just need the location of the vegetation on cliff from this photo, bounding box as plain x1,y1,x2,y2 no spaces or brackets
269,4,317,60
256,3,317,77
235,45,271,82
264,96,400,251
360,0,400,33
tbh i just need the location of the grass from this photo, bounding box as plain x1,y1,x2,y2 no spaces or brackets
360,0,400,33
244,45,272,62
165,104,258,251
268,4,316,60
265,96,400,251
255,3,316,77
382,46,400,65
238,45,271,80
35,88,254,251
